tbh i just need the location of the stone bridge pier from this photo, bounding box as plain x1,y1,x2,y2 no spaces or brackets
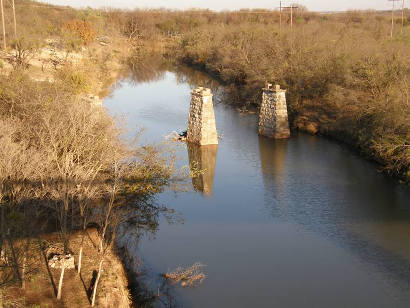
258,83,290,139
187,87,218,145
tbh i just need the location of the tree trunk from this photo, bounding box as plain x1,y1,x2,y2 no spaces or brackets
7,236,22,285
78,207,87,274
91,258,104,307
62,184,69,253
0,206,4,263
22,252,26,289
98,188,115,253
57,266,65,300
22,239,31,289
77,245,83,274
0,289,3,308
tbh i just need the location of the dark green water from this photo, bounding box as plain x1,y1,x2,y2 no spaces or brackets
104,69,410,308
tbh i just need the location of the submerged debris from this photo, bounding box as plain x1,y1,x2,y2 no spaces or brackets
163,262,206,287
177,130,187,141
166,130,187,142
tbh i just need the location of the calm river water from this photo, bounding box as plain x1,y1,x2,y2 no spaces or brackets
104,69,410,308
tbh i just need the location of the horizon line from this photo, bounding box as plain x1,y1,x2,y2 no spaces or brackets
35,1,404,13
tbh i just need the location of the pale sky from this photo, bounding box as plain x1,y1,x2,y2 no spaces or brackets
39,0,405,12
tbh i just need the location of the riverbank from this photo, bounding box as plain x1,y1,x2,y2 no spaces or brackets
0,66,133,306
0,35,131,100
0,2,172,307
0,229,130,307
0,29,165,307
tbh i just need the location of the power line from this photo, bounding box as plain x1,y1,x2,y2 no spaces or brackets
282,5,299,29
12,0,16,39
401,0,405,33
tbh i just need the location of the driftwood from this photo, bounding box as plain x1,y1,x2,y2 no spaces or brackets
163,263,206,287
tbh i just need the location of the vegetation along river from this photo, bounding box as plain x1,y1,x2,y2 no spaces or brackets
103,68,410,308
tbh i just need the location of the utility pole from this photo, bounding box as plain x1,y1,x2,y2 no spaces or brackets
389,0,400,38
279,1,282,34
401,0,405,34
283,4,299,29
12,0,16,39
0,0,5,50
275,1,283,34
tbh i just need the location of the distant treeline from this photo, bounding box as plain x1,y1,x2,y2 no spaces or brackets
2,1,409,44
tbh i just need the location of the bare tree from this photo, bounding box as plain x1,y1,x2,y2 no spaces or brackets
8,39,38,69
76,185,98,275
91,148,125,307
37,97,121,299
76,140,115,275
0,119,43,289
0,64,176,303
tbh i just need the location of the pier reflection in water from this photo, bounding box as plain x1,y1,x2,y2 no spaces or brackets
187,143,218,196
258,136,289,217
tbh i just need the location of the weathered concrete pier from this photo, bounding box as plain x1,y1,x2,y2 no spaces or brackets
187,87,218,145
258,83,290,139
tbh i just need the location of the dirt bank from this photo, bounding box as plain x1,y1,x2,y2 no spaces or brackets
0,36,131,100
1,229,130,307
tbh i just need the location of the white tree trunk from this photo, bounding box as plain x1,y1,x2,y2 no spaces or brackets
91,258,104,307
57,266,65,300
77,246,83,274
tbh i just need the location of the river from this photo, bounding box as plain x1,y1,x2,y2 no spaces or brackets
104,68,410,308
